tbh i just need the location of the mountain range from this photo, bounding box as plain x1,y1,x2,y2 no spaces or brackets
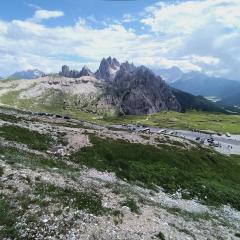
59,57,224,114
219,91,240,106
171,71,240,98
0,57,227,115
59,57,181,115
155,67,240,107
3,64,240,107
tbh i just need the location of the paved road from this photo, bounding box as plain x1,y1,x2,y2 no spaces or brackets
113,124,240,155
1,106,239,155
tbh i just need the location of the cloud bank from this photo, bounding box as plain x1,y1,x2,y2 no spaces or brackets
0,1,239,81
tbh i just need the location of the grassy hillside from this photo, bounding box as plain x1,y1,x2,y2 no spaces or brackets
0,88,116,117
172,89,225,113
1,88,240,134
0,125,53,151
71,134,240,210
1,117,240,211
220,91,240,106
102,111,240,134
1,107,240,238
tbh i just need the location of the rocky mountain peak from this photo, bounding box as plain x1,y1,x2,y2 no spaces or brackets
56,59,181,115
119,61,136,72
95,57,120,81
106,57,120,69
110,64,181,115
80,65,93,77
155,66,183,83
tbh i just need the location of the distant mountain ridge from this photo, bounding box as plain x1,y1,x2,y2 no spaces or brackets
155,66,183,83
10,69,45,79
169,71,240,99
171,88,225,113
220,91,240,106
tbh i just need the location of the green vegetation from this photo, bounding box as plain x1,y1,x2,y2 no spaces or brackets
121,198,140,214
235,233,240,238
70,135,240,210
0,88,113,118
0,112,20,123
1,87,240,133
0,147,77,173
155,231,165,240
34,183,104,215
172,89,225,113
0,90,28,107
102,110,240,134
0,195,18,239
0,167,3,177
0,125,53,151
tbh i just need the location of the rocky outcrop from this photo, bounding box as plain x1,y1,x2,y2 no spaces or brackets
95,57,120,81
108,63,181,115
79,66,93,77
59,65,81,78
59,65,93,78
58,58,181,115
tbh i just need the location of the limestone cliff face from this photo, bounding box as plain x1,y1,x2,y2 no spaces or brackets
53,58,181,115
107,63,181,115
95,57,120,82
59,65,93,78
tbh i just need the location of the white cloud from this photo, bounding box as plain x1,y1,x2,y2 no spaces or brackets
133,56,202,72
185,55,220,65
141,0,240,35
33,10,64,21
27,3,41,10
0,15,217,77
139,0,240,80
0,1,239,80
122,14,137,23
0,18,156,75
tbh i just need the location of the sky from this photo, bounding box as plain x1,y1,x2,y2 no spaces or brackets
0,0,240,80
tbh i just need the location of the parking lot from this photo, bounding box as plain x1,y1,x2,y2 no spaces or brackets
114,124,240,155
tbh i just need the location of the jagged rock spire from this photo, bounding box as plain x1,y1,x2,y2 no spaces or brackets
95,57,120,81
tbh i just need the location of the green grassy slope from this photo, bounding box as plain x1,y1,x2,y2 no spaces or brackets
102,111,240,134
71,134,240,210
172,89,225,113
0,88,115,117
0,125,53,151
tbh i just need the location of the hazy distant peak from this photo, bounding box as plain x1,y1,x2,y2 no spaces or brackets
155,66,183,83
9,69,44,79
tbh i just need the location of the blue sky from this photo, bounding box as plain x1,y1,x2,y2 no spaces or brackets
1,0,156,23
0,0,240,80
